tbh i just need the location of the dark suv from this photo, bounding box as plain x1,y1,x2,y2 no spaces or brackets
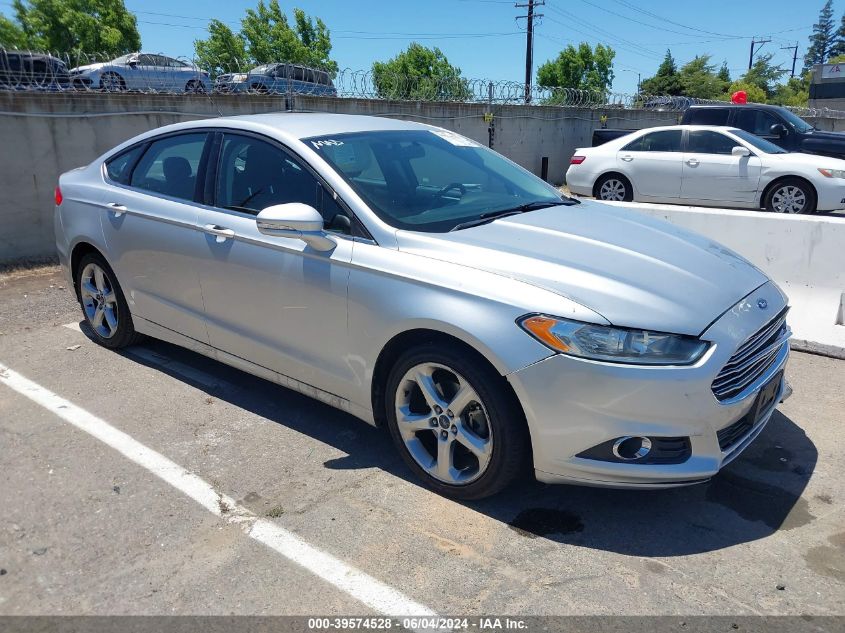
0,50,73,90
681,103,845,158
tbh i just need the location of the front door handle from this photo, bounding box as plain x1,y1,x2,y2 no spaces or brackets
203,223,236,243
686,158,699,167
106,202,127,217
620,155,634,162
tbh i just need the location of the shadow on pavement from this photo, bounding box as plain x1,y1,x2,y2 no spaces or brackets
102,325,817,559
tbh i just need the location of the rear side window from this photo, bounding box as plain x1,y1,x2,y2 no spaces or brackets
623,130,683,152
130,133,208,201
687,130,740,155
105,145,146,184
686,108,730,125
735,109,781,136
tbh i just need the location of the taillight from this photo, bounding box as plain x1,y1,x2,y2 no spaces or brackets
54,186,63,206
570,155,586,165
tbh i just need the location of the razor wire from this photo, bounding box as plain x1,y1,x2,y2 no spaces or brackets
1,48,844,120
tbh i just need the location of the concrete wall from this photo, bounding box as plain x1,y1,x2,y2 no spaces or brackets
601,201,845,354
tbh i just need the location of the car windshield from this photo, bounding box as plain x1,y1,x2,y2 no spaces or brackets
112,54,133,64
730,129,788,154
779,108,814,133
306,130,568,232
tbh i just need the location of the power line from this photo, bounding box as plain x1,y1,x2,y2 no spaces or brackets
515,0,544,103
610,0,746,39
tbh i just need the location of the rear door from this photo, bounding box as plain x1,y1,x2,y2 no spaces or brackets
681,130,762,202
616,129,684,198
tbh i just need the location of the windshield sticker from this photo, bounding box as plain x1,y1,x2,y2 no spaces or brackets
311,139,344,150
429,129,481,147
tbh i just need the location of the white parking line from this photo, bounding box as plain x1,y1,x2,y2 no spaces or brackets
0,360,436,619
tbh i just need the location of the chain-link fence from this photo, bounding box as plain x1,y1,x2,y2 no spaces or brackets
2,48,844,118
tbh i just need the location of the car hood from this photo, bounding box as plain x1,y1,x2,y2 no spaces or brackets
765,150,845,167
800,129,845,153
70,63,106,73
396,202,768,335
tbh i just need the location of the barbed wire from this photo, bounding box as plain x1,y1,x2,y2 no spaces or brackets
1,48,843,119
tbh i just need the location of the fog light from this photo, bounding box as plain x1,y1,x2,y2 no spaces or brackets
612,436,652,461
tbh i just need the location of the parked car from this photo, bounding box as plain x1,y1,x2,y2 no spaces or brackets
55,114,790,499
681,103,845,158
213,71,247,93
219,63,336,95
568,124,845,213
69,52,211,92
0,50,72,91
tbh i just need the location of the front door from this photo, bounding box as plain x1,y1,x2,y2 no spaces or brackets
616,129,684,199
681,130,762,203
196,132,356,397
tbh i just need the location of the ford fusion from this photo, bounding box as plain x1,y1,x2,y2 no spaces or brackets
54,114,791,499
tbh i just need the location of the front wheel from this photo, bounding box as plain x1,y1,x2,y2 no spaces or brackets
595,174,633,202
384,344,528,499
75,253,142,349
764,178,816,214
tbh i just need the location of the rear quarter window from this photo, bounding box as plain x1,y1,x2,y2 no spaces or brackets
105,145,146,184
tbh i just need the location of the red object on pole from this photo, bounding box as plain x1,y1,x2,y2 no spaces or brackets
731,90,747,104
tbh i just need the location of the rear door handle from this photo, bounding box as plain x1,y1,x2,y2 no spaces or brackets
106,202,127,217
203,223,236,243
686,159,699,167
620,155,634,162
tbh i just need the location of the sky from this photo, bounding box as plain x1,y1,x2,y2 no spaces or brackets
1,0,829,94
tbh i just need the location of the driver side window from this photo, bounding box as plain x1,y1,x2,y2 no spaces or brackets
216,134,352,234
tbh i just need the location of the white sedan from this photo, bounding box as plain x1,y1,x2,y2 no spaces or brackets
566,125,845,213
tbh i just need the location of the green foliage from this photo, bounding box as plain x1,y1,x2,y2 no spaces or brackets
193,20,247,77
9,0,140,55
727,80,767,104
771,73,810,107
678,55,729,99
717,62,731,84
804,0,837,71
193,2,337,75
0,13,26,48
740,53,787,98
536,42,615,96
639,49,683,95
371,43,470,101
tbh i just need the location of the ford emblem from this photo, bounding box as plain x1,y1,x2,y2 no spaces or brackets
757,298,768,310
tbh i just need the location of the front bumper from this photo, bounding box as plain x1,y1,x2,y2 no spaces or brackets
507,280,791,488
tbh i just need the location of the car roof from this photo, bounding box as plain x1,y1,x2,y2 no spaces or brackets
689,103,784,111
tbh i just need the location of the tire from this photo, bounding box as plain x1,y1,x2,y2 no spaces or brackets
75,252,142,349
384,343,528,500
595,173,633,202
764,178,816,214
250,83,269,94
99,71,125,92
185,79,205,93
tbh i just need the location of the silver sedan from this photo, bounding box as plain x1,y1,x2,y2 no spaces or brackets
54,114,791,499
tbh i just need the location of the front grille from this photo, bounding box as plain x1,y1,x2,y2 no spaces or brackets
717,414,754,451
711,307,789,402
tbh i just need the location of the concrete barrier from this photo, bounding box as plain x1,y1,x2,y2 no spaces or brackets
600,201,845,356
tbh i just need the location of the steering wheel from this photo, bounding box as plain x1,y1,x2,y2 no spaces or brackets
436,182,466,198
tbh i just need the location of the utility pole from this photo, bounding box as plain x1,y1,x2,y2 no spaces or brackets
781,42,799,77
749,37,772,69
516,0,544,103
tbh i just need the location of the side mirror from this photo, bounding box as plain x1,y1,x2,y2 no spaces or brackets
770,123,788,137
256,203,335,251
732,146,751,157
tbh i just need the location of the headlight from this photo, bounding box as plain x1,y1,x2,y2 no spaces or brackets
818,168,845,178
519,315,709,365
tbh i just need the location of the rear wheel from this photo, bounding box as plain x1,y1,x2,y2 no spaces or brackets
764,178,816,214
384,344,528,499
185,79,205,93
75,253,142,349
595,173,633,201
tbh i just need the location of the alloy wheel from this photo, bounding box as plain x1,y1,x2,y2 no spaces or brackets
394,362,493,485
79,263,119,339
771,185,807,213
599,178,627,201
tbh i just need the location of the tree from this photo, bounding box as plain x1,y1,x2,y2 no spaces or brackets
727,80,766,104
371,43,470,101
194,20,247,77
9,0,140,55
678,55,728,99
804,0,836,71
0,13,26,48
717,62,731,84
741,53,787,98
772,74,810,107
239,2,336,73
639,49,683,95
536,42,615,96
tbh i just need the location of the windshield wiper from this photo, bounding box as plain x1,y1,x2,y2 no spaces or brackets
450,198,576,232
